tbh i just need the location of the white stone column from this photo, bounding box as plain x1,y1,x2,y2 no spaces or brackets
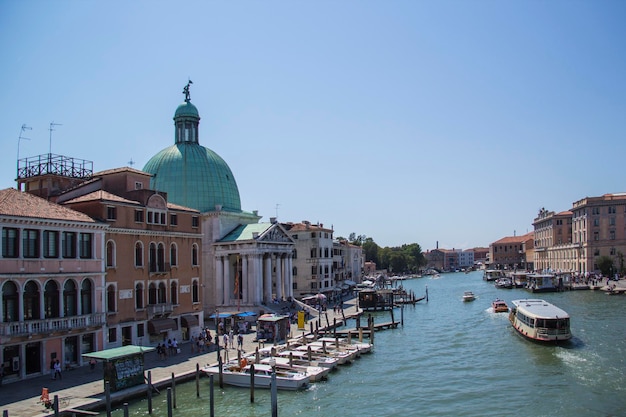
276,255,283,301
253,254,263,305
265,255,273,303
241,254,248,304
286,255,293,298
215,256,224,305
223,256,231,306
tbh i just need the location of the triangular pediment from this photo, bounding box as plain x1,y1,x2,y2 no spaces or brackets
257,223,293,243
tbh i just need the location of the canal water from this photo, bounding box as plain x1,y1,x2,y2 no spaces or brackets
105,271,626,416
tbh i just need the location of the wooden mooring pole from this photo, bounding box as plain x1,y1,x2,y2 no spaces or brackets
196,363,200,398
105,381,111,417
171,372,176,408
147,371,153,414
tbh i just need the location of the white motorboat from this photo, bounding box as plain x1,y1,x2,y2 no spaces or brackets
316,337,373,355
276,349,340,369
201,362,309,390
259,356,330,382
462,291,476,302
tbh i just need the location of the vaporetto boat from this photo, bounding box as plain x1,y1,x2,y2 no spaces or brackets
509,299,572,343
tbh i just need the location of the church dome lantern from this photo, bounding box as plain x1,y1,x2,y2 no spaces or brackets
143,81,242,213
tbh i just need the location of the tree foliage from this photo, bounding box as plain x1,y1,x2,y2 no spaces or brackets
597,255,614,276
350,233,426,274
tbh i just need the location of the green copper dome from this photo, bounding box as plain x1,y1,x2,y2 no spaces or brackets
175,101,199,118
143,143,241,213
143,82,242,213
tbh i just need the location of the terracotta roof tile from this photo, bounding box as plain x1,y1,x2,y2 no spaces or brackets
0,188,96,223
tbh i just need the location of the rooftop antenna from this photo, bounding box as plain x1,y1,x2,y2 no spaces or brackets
275,203,281,219
17,124,32,179
17,124,32,161
49,121,62,155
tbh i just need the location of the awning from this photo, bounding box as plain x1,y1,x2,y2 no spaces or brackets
235,311,257,318
208,312,233,319
181,314,199,328
148,318,178,335
82,345,155,361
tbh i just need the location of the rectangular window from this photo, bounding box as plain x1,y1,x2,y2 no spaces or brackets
2,227,19,258
135,181,143,190
192,216,199,228
23,229,39,258
135,210,144,223
137,323,145,338
62,232,77,258
108,328,117,343
147,212,153,223
107,206,117,220
43,230,59,258
610,230,616,240
79,233,93,258
170,214,178,226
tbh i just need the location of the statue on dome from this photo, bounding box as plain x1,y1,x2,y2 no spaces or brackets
183,80,193,102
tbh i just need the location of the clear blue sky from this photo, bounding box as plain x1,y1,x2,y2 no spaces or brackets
1,1,625,251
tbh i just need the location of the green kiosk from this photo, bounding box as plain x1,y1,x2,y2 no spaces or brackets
82,345,155,392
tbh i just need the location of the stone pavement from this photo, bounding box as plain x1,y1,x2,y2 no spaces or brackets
0,297,361,417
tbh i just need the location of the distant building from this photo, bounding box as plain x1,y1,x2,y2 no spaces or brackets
57,168,203,348
489,232,534,270
333,240,364,284
282,221,333,297
0,188,108,381
570,193,626,274
533,208,573,272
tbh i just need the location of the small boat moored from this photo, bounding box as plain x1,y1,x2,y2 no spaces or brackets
509,299,571,343
201,362,310,390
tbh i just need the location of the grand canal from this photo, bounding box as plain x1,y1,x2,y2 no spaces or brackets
105,271,626,416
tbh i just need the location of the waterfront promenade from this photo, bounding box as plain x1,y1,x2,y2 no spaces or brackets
0,299,362,417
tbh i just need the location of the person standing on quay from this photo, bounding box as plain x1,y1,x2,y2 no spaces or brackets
53,359,62,380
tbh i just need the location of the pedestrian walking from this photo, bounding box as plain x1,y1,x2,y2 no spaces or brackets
229,329,234,348
223,333,229,349
53,359,62,380
237,333,244,350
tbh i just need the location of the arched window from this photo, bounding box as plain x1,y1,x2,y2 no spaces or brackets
170,243,178,267
106,240,115,268
81,279,93,314
63,280,77,317
23,281,40,320
44,280,60,318
135,242,144,267
192,279,199,303
192,244,199,266
157,243,165,272
149,243,157,272
148,283,157,305
135,283,144,309
170,281,178,305
106,284,116,313
2,281,19,322
158,282,166,303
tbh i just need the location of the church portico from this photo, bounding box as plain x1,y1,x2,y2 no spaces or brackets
213,222,294,309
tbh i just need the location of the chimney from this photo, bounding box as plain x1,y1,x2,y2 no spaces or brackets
270,217,277,224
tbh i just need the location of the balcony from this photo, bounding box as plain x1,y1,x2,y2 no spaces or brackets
0,313,106,337
147,303,174,317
